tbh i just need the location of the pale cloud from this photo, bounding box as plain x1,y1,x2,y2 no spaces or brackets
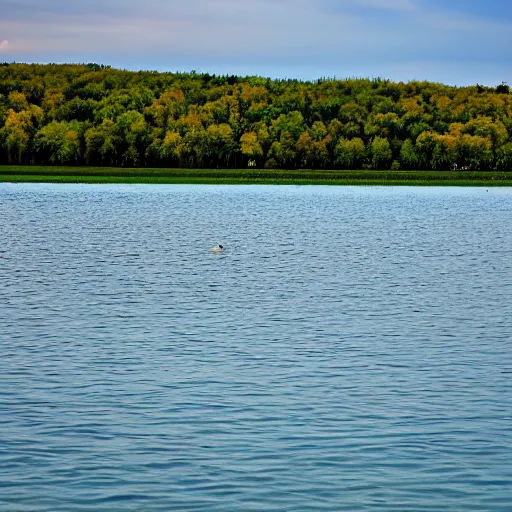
0,39,9,49
0,0,509,85
359,0,415,10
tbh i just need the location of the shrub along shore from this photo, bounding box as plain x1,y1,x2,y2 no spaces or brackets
1,166,511,186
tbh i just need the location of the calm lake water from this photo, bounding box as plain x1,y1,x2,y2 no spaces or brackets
1,183,511,511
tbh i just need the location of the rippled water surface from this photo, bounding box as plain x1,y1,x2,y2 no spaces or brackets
1,184,512,511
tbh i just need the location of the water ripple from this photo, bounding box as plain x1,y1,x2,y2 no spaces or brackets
1,184,511,511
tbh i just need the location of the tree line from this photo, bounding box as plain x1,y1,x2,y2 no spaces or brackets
0,63,511,170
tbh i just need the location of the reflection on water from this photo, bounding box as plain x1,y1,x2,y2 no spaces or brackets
1,184,511,511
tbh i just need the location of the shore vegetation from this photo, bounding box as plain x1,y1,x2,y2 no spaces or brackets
0,63,511,173
2,165,511,186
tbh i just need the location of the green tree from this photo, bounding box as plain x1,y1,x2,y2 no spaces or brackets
431,134,457,170
456,134,493,170
35,120,81,164
270,111,305,140
197,124,237,167
1,62,511,171
268,132,297,168
415,131,438,168
496,143,512,170
335,137,366,169
400,139,419,169
7,91,29,112
0,106,43,163
296,130,330,168
370,137,392,169
115,110,149,166
84,119,119,165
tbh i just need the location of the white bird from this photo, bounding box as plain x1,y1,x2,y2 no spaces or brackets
211,244,225,252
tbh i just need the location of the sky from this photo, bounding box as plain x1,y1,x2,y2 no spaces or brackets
0,0,510,85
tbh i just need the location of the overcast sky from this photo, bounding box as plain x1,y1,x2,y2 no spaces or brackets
0,0,510,85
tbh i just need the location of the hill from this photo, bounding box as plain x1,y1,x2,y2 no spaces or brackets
0,63,511,170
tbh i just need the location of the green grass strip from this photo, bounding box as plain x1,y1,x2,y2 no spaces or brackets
1,166,511,186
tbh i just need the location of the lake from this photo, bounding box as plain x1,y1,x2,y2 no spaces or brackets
1,183,511,511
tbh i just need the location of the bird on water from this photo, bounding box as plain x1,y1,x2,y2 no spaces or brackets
211,244,224,252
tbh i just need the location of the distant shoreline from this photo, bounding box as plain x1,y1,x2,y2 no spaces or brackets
1,166,512,187
2,64,511,174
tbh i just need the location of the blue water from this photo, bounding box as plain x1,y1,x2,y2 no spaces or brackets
1,184,511,511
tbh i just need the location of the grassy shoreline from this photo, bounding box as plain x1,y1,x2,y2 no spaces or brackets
1,166,512,186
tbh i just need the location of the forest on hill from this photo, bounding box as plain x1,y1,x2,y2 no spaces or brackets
0,63,511,170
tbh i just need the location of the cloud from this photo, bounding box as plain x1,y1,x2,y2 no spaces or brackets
0,0,509,84
359,0,415,10
0,39,9,49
